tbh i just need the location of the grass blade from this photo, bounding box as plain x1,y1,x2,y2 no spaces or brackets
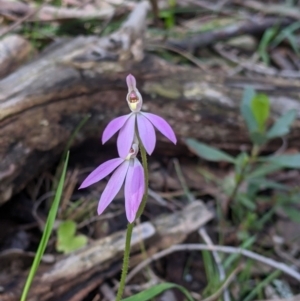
122,282,194,301
20,151,70,301
244,270,281,301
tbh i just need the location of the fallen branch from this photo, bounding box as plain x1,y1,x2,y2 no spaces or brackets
126,244,300,283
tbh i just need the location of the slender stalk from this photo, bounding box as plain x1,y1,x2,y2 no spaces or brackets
115,222,134,301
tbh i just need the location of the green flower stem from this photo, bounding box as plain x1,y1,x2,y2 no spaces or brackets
225,144,260,214
115,142,149,301
115,222,134,301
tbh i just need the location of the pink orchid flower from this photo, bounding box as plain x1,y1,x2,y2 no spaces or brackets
79,143,144,223
102,74,177,158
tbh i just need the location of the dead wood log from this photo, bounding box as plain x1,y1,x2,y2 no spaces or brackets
0,1,300,206
0,0,125,22
0,201,213,301
0,35,33,78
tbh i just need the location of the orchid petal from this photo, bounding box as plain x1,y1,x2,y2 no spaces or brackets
79,158,124,189
126,74,137,91
137,113,156,155
125,158,145,223
117,114,135,158
97,161,129,215
102,114,131,144
142,112,177,144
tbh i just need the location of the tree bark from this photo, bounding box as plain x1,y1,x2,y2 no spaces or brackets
0,1,300,205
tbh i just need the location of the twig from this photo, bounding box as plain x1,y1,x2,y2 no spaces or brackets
184,0,232,14
125,277,161,295
274,243,300,269
214,43,300,79
148,188,179,211
126,244,300,283
77,210,123,229
148,188,170,207
167,17,293,52
135,217,153,281
233,0,300,20
255,295,300,301
199,227,230,301
32,191,55,230
99,283,115,301
148,0,160,27
173,158,194,202
147,43,207,71
0,3,45,37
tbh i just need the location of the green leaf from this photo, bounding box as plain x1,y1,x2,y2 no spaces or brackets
237,194,257,211
247,163,283,179
186,138,235,163
258,27,278,66
20,152,70,301
286,32,300,55
240,87,257,133
256,208,275,229
62,235,88,253
282,206,300,223
246,181,261,199
224,236,256,269
249,178,288,191
267,109,297,139
272,22,300,54
250,94,270,131
57,220,87,254
290,192,300,204
244,270,281,301
58,220,76,239
201,249,219,295
264,154,300,168
122,283,194,301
